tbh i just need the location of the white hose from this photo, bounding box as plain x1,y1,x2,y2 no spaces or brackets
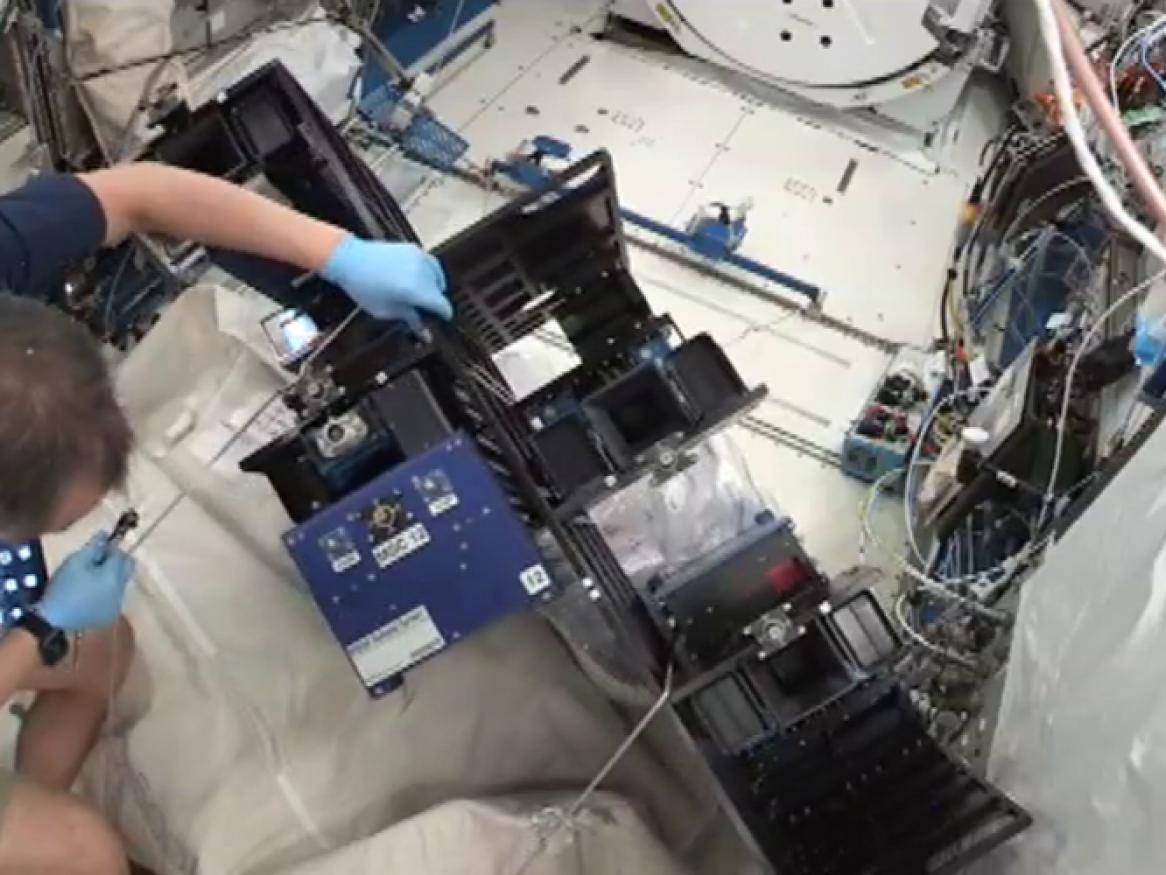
1032,0,1166,266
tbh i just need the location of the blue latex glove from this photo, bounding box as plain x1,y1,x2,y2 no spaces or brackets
320,237,452,326
38,533,135,632
1135,313,1166,368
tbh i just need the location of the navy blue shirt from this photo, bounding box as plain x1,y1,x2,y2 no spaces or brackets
0,175,106,296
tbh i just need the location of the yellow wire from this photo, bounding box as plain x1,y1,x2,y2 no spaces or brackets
948,271,966,347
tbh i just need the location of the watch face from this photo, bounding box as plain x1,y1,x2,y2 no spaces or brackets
40,628,69,667
0,539,47,628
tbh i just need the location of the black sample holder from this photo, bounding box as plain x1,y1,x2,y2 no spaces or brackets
648,513,830,670
737,679,1032,874
660,553,1030,874
681,669,1032,874
672,588,900,756
432,149,766,515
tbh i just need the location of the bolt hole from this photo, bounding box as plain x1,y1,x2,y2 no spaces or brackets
781,30,791,41
820,35,833,47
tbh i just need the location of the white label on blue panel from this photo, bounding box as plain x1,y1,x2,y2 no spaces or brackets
347,605,446,685
333,553,360,573
320,527,360,574
372,523,430,568
427,494,459,516
519,564,552,595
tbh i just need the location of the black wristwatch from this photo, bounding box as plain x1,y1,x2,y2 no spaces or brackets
14,612,69,667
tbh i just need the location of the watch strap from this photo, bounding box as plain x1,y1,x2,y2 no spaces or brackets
15,610,51,636
14,611,69,666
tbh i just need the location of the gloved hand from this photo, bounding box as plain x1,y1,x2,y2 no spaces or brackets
321,236,452,327
38,533,135,632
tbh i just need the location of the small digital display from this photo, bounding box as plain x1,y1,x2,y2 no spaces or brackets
262,309,322,366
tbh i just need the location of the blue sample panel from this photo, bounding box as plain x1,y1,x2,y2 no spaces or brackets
362,0,497,91
284,434,556,697
0,539,47,627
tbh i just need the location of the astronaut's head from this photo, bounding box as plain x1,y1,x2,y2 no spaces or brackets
0,295,131,540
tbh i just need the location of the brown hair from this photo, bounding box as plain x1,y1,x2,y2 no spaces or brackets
0,294,131,535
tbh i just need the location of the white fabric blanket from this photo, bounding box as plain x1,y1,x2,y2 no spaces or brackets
43,287,743,874
65,1,359,160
